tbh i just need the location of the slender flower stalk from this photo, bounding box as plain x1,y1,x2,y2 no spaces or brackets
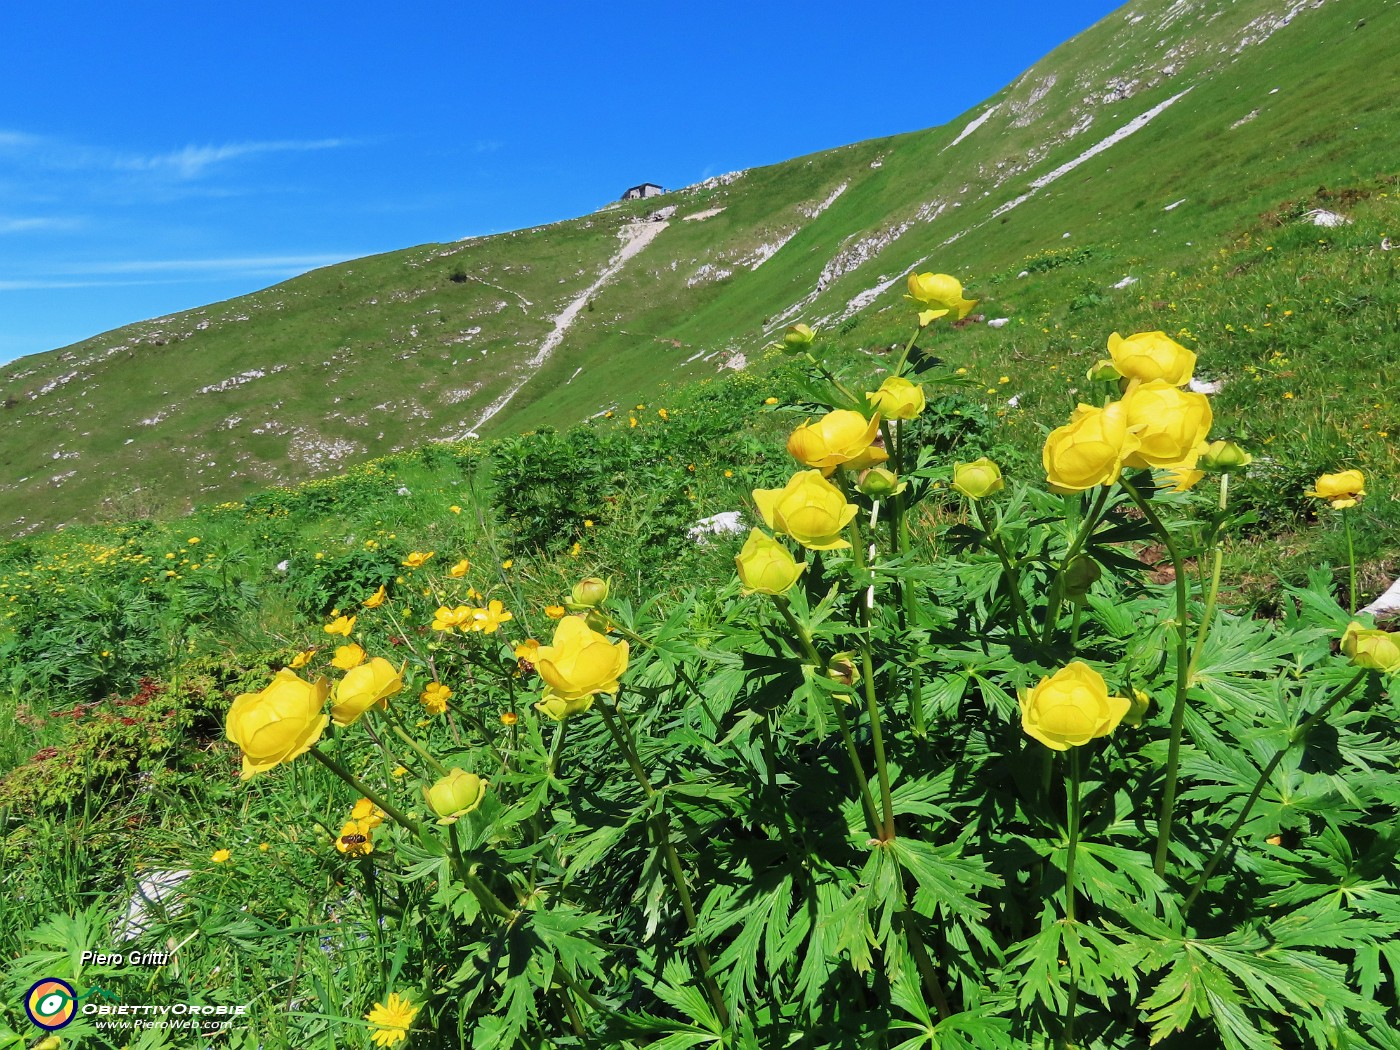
308,747,419,834
1042,486,1113,646
595,696,731,1028
382,708,451,777
1343,508,1358,614
1182,670,1368,917
1121,480,1191,875
1061,748,1083,1049
1187,472,1231,683
845,505,897,842
972,500,1036,642
881,417,927,737
774,595,882,836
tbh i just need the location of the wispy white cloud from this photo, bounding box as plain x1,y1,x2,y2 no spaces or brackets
0,216,83,234
0,253,353,290
114,139,353,178
0,129,355,180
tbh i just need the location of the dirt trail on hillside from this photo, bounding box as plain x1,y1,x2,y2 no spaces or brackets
461,221,669,436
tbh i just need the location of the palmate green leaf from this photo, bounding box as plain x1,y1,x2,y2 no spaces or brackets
641,957,724,1036
888,837,997,922
794,880,873,1010
1067,840,1168,915
703,873,810,1012
1006,919,1124,1014
527,903,610,980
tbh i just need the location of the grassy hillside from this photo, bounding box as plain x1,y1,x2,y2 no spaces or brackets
1,0,1396,537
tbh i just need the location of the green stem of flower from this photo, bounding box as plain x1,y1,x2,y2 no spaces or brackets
548,720,568,778
448,820,515,921
973,500,1036,642
847,512,897,842
1042,486,1112,646
1122,480,1192,877
892,324,922,379
595,697,731,1029
1062,747,1083,1048
1344,509,1358,615
606,620,723,728
307,747,420,835
758,714,801,855
1186,472,1231,684
1182,669,1368,918
900,910,954,1020
381,710,451,778
774,595,881,837
883,418,927,739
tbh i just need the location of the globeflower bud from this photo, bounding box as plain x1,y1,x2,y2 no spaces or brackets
1197,440,1252,471
1340,622,1400,674
569,576,610,609
735,529,806,596
535,691,595,721
782,323,816,352
856,467,905,498
424,768,487,823
1062,554,1101,601
953,458,1004,500
865,376,926,420
1124,688,1151,728
825,652,861,688
1087,359,1122,382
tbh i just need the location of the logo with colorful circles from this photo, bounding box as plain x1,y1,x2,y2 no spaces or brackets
24,979,77,1030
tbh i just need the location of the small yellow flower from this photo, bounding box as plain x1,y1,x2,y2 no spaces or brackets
1283,391,1294,399
432,605,473,632
211,849,231,863
188,537,201,544
334,819,375,857
449,505,462,514
289,648,316,669
392,765,409,778
324,615,357,637
569,542,582,557
584,519,595,528
545,604,566,618
500,711,519,726
501,559,513,569
402,551,435,568
471,600,514,634
258,842,270,851
724,469,733,478
764,396,780,405
629,416,638,428
165,552,176,560
998,376,1011,385
363,585,387,609
449,558,470,578
420,681,453,715
658,408,669,420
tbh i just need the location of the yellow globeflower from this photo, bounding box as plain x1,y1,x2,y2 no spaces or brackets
534,616,629,702
1106,331,1196,386
752,470,859,550
1121,380,1212,469
1018,662,1132,751
331,658,404,726
362,585,387,609
1159,466,1206,493
401,551,434,568
1305,470,1365,509
423,769,487,823
324,614,357,637
330,643,367,671
1042,403,1141,494
866,376,925,420
952,458,1005,500
420,681,453,714
735,529,806,596
225,669,330,780
365,992,419,1048
1340,622,1400,673
786,410,885,475
905,272,977,326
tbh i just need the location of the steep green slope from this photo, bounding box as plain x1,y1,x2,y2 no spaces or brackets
1,0,1394,537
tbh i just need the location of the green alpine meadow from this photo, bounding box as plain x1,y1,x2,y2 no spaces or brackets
2,0,1399,1047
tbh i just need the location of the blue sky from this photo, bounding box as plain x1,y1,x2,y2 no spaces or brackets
0,1,1122,365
